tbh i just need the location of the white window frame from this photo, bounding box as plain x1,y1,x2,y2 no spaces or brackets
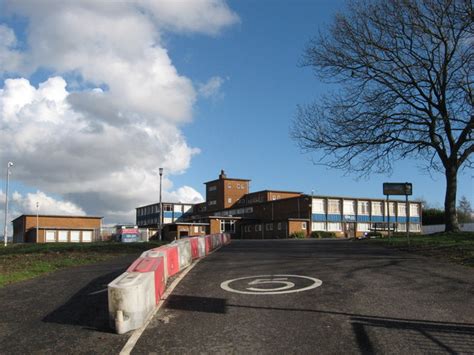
58,230,68,242
302,222,307,230
358,201,369,215
45,230,56,243
82,230,92,242
70,230,80,242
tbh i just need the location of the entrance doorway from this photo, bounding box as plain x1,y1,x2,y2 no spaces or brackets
344,223,356,238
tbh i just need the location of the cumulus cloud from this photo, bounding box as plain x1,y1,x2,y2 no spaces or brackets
0,0,235,222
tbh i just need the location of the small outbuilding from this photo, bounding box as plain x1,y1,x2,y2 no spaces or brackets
12,214,103,243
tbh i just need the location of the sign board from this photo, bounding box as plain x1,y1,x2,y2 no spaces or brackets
383,182,412,196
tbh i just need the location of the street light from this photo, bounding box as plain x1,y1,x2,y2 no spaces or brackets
158,167,163,241
3,161,13,247
36,201,39,242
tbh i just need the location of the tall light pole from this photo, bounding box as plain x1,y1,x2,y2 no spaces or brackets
3,161,14,247
36,201,39,242
158,168,163,241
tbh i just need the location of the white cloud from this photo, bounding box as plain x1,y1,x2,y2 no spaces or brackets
0,189,85,229
198,76,226,99
0,0,234,223
0,25,22,74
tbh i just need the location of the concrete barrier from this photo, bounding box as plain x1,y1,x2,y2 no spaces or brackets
174,239,192,269
108,233,230,334
197,237,206,257
108,272,155,334
127,257,165,303
189,237,200,259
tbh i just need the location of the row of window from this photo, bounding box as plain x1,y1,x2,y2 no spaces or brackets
137,204,192,216
312,222,421,232
44,230,93,243
312,199,420,217
213,207,254,217
243,222,307,233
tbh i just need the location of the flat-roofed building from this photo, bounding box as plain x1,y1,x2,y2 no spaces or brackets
136,170,422,240
12,215,103,243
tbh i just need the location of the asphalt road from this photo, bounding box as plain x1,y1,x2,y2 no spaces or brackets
0,240,473,354
0,254,137,354
133,240,474,354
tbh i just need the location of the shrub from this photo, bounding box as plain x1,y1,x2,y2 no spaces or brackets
311,231,337,238
289,231,306,239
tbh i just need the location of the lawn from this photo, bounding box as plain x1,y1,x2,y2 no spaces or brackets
364,232,474,267
0,241,165,287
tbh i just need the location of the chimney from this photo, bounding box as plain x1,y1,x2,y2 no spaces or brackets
219,170,227,179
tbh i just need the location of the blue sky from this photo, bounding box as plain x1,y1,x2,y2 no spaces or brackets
0,0,472,224
167,0,472,208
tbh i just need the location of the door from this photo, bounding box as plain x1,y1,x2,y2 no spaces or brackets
344,223,356,238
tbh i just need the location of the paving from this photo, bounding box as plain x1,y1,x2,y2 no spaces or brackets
133,239,474,354
0,240,473,354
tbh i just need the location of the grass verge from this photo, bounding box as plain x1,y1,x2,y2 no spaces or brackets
363,232,474,267
0,241,165,287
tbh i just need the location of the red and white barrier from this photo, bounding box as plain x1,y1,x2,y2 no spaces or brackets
108,233,230,334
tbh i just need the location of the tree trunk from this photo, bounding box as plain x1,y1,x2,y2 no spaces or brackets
444,165,460,232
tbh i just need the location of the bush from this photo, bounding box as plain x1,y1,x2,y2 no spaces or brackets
289,231,306,239
310,231,337,239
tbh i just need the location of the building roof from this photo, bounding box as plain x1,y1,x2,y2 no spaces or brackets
204,177,251,185
136,201,195,209
247,189,302,195
304,194,422,203
12,214,103,222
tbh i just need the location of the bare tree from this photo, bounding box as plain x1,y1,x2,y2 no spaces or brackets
292,0,473,232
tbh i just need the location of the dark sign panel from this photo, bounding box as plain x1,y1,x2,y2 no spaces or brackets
383,182,412,196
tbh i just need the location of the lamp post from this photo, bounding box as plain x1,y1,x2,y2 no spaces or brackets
3,161,13,247
158,168,163,241
36,201,39,241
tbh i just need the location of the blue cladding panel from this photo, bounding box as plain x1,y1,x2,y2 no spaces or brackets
327,214,341,222
164,211,173,218
344,215,356,221
371,216,384,222
312,214,326,222
357,215,370,222
174,212,183,218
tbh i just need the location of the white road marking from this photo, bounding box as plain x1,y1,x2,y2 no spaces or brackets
220,275,322,295
88,288,107,296
119,259,201,355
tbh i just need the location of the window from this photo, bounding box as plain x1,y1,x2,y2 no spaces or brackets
220,220,235,233
164,204,172,211
397,223,407,232
312,199,325,213
227,198,232,204
266,223,273,231
208,185,217,192
327,222,342,231
277,222,282,230
245,207,253,213
239,198,245,204
358,201,369,215
228,184,232,189
45,230,56,242
209,200,217,206
409,223,421,232
357,223,370,232
70,230,80,242
343,200,356,215
410,204,420,217
82,231,92,242
372,201,383,215
397,203,406,216
272,195,277,200
302,222,307,230
237,183,241,189
312,222,326,231
58,230,68,242
255,224,262,232
328,199,341,214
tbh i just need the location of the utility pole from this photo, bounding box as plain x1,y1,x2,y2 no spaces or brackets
158,168,163,241
36,201,39,242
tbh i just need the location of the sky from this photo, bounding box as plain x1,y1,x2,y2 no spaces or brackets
0,0,472,227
